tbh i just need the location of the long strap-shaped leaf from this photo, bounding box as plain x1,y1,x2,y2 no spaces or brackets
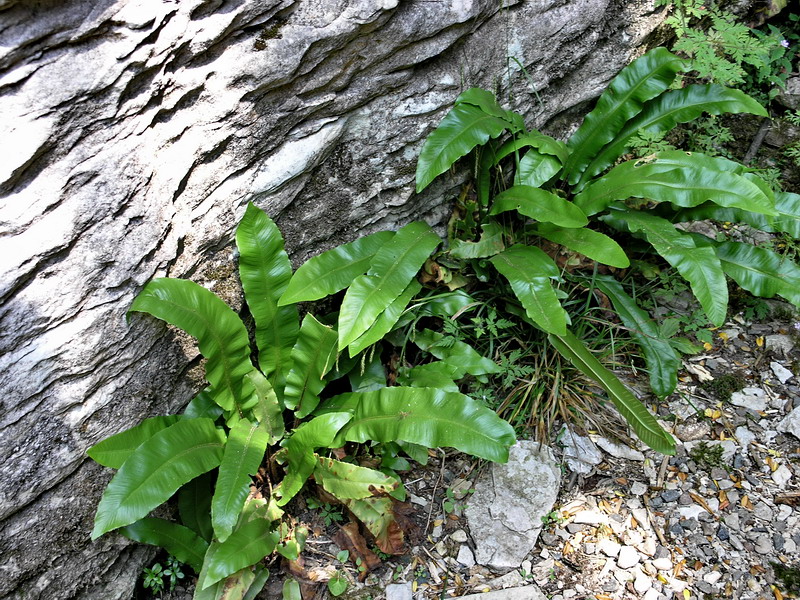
455,87,526,131
574,154,775,218
449,222,505,259
547,330,675,454
692,238,800,307
416,103,512,192
612,211,728,326
130,278,254,412
236,203,299,387
279,230,394,305
246,370,284,443
493,131,569,165
564,47,684,185
197,518,279,590
490,185,588,228
179,472,214,542
535,224,629,268
342,495,401,555
578,85,767,188
87,416,180,469
412,328,500,377
91,418,226,539
337,387,516,463
489,244,568,335
212,419,269,542
278,412,353,506
120,517,208,572
348,279,422,357
592,275,681,398
338,222,440,350
284,314,339,418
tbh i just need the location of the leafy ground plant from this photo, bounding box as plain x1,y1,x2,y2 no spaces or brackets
414,46,800,454
88,204,515,600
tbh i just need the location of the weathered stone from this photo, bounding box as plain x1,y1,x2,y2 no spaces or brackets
777,406,800,440
771,362,795,384
0,1,667,596
593,436,645,461
456,585,548,600
560,427,603,474
465,441,560,570
729,387,767,412
386,582,413,600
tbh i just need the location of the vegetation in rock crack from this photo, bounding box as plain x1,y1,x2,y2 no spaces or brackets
413,46,800,455
87,203,515,599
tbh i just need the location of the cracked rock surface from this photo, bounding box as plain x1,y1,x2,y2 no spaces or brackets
0,0,664,597
465,441,561,570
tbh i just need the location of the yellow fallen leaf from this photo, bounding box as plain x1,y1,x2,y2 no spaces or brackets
718,331,729,341
772,584,783,600
704,408,722,420
703,342,713,351
767,456,779,472
741,495,753,510
756,336,764,348
684,589,691,599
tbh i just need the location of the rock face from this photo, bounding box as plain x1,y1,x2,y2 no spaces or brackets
0,1,665,597
465,441,561,570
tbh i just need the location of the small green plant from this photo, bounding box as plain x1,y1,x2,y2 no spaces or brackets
307,499,344,527
163,556,185,592
700,371,747,401
87,205,516,599
772,561,800,594
142,563,166,596
327,571,348,597
690,441,726,469
416,47,800,454
540,510,564,528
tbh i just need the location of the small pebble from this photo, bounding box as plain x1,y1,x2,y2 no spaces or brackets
617,545,640,569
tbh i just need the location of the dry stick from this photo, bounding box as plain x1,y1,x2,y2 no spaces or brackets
424,449,447,535
743,118,772,165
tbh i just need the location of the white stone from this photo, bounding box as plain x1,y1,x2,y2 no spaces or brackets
778,406,800,440
735,426,757,449
633,569,652,594
386,582,413,600
773,464,793,487
652,557,673,571
617,545,641,569
704,571,722,584
465,442,561,570
598,539,621,557
592,436,645,461
630,482,648,496
572,510,609,526
457,545,476,567
451,529,468,543
455,585,548,600
771,361,794,384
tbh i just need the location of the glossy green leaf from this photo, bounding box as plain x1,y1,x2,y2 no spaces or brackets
400,362,460,392
179,472,214,542
279,231,395,305
314,456,398,499
455,87,526,131
412,329,500,377
416,103,512,192
284,314,339,418
275,523,307,560
278,412,353,506
348,279,422,357
564,47,685,185
337,387,516,463
613,211,728,326
449,222,505,259
120,517,208,572
547,330,675,454
489,244,568,335
593,275,680,397
535,224,630,268
197,518,279,590
212,419,269,542
579,84,767,186
517,151,563,188
493,131,569,165
338,222,440,350
490,186,588,228
236,203,299,385
184,391,224,421
87,416,180,469
92,418,226,539
129,279,254,412
283,580,302,600
244,566,271,600
246,371,284,444
575,154,775,218
348,353,387,393
693,239,800,307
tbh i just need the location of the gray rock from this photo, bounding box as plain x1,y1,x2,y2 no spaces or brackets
630,482,648,496
450,529,468,543
729,387,767,412
766,334,795,355
777,75,800,110
465,441,561,570
560,427,603,474
735,426,757,449
773,464,793,487
386,582,413,600
777,406,800,440
456,584,548,600
0,0,669,595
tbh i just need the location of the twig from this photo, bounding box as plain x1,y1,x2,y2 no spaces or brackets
425,450,447,535
743,118,771,165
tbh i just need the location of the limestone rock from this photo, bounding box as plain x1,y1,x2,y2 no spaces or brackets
561,426,603,474
777,406,800,440
0,1,666,596
465,441,561,570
